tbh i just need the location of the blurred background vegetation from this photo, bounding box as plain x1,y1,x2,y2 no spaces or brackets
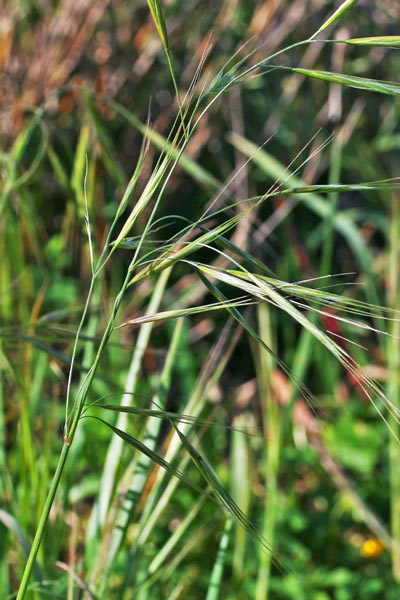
1,0,400,598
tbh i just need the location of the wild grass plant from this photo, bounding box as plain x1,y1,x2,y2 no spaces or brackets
2,0,400,598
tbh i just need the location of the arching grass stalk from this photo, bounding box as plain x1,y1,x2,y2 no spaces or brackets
64,182,134,437
15,439,70,600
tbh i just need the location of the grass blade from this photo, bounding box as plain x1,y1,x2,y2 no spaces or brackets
97,318,183,589
170,422,283,568
86,268,171,542
91,417,220,506
205,519,233,600
255,304,280,600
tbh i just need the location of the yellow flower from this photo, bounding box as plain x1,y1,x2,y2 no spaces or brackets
361,539,384,558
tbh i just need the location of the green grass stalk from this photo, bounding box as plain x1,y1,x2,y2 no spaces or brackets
135,497,205,599
255,303,280,600
231,413,251,576
0,344,8,502
205,518,233,600
16,442,70,600
320,135,343,275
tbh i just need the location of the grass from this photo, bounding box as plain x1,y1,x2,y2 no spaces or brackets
1,0,400,598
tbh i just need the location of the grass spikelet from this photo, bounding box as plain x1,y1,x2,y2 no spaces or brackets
292,68,400,96
345,36,400,48
310,0,358,39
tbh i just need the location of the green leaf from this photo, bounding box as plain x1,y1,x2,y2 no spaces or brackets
93,417,219,504
195,264,392,419
171,423,282,565
196,269,316,408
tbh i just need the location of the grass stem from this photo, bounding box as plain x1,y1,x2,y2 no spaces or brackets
16,442,70,600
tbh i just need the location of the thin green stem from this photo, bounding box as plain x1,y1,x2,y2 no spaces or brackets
320,136,342,275
66,266,132,443
64,277,95,436
65,174,124,435
16,442,70,600
165,49,188,140
205,519,233,600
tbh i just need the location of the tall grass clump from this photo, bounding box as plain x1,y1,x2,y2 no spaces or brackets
2,0,400,598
